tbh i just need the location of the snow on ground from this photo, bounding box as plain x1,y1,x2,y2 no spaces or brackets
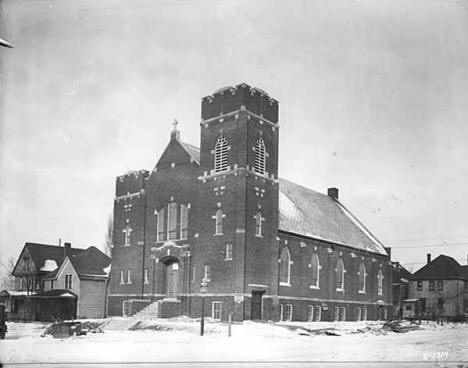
1,319,467,367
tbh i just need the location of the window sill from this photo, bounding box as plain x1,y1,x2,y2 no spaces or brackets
309,285,320,290
279,282,291,287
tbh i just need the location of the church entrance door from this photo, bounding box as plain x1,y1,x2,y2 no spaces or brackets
166,262,179,299
251,291,264,320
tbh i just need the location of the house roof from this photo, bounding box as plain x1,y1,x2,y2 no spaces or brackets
13,243,88,275
410,255,467,281
45,246,110,280
278,178,387,255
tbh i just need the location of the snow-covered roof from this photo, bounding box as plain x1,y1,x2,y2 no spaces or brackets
278,178,387,255
40,259,58,272
180,141,200,164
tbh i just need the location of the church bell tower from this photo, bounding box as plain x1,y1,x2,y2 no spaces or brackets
195,83,280,321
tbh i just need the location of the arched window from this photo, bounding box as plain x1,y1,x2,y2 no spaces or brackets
156,202,189,242
214,135,228,173
358,262,366,293
336,258,345,290
214,209,223,235
310,253,320,288
254,210,264,237
253,136,266,174
377,269,384,295
279,247,291,285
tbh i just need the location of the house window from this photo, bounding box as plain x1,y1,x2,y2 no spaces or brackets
65,274,72,289
214,208,224,235
254,210,264,237
307,305,314,322
310,253,320,288
253,136,266,175
279,247,291,285
336,258,345,291
123,223,132,246
417,281,423,291
437,280,443,291
214,135,229,173
225,243,233,261
377,269,384,295
429,280,434,291
356,307,361,321
180,204,188,239
50,280,54,290
212,301,222,320
157,207,166,242
167,202,178,240
203,264,211,282
144,268,149,284
120,270,125,284
282,304,292,322
333,306,340,321
127,269,132,284
358,262,366,293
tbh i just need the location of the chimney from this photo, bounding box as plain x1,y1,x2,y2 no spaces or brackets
427,253,431,265
385,247,392,259
64,242,71,258
327,187,339,200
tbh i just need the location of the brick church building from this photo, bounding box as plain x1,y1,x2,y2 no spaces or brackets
108,83,393,322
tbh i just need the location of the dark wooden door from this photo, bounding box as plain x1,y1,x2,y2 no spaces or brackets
251,291,263,320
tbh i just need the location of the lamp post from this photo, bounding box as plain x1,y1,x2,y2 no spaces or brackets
200,280,208,336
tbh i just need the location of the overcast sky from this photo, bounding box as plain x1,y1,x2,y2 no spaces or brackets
1,0,467,275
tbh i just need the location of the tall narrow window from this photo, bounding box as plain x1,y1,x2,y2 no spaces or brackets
429,280,434,291
336,258,345,290
204,264,211,282
307,305,314,322
214,135,228,173
377,269,383,295
120,270,124,284
333,306,340,321
157,207,166,242
310,253,320,288
127,269,132,284
123,223,132,246
437,280,443,291
144,268,149,284
214,209,223,235
225,243,233,260
279,247,291,285
358,262,366,293
180,204,188,239
253,136,266,174
417,281,423,291
167,202,178,240
356,307,361,321
255,210,264,237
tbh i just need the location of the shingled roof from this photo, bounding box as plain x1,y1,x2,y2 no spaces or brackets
13,243,88,275
278,178,387,255
44,246,110,280
410,255,467,281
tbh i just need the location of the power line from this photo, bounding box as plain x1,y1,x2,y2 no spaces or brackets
390,241,468,249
